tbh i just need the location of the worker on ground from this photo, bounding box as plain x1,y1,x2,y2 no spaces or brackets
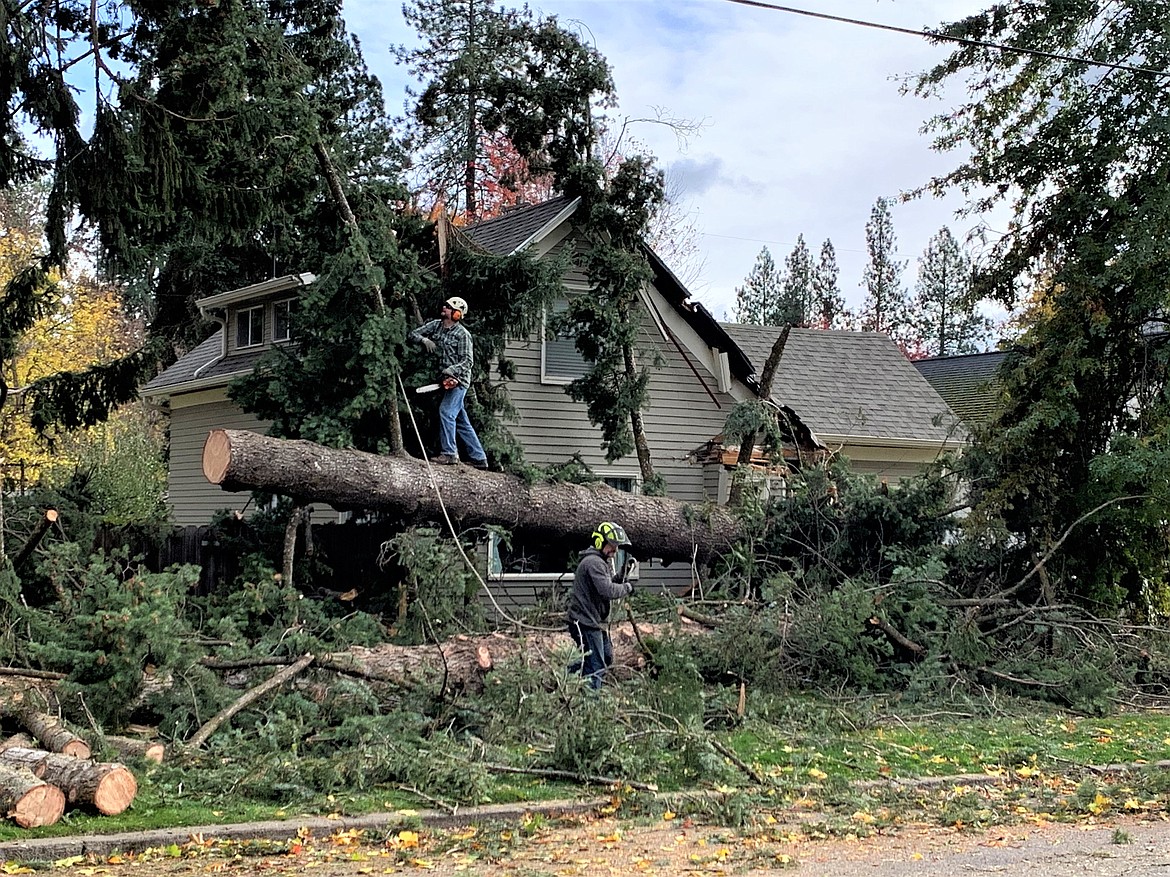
568,522,636,689
409,296,489,469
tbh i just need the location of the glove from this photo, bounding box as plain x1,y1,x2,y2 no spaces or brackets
441,376,458,390
625,581,634,596
419,337,437,353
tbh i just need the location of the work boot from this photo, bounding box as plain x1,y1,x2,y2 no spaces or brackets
430,454,458,465
469,458,489,470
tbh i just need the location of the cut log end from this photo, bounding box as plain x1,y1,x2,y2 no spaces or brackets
93,767,137,816
9,783,65,828
60,740,91,759
202,429,232,486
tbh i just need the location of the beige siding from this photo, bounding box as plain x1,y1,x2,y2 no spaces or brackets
499,254,735,591
167,400,268,525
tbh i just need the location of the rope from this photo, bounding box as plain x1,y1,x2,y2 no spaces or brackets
395,373,562,633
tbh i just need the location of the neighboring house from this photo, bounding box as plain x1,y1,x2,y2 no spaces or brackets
914,350,1008,429
141,197,964,595
721,325,968,483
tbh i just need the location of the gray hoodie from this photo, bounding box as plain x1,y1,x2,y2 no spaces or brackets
567,547,633,630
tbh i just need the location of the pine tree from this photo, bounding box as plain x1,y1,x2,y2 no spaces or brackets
398,1,613,220
397,0,530,219
859,198,914,347
733,247,781,324
911,227,990,356
812,239,847,329
3,0,410,437
776,235,813,326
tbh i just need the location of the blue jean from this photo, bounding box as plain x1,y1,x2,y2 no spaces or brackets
438,385,486,461
568,622,613,690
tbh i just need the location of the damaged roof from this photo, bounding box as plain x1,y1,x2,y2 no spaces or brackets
722,324,966,446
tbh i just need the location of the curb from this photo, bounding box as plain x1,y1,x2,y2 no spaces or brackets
4,759,1168,863
0,798,607,863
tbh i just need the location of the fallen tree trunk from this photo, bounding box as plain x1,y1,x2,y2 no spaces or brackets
0,748,136,815
11,708,90,759
104,736,165,765
0,763,65,827
202,429,741,563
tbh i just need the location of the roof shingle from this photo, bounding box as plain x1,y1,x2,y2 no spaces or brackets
914,351,1007,426
461,196,577,254
721,324,965,444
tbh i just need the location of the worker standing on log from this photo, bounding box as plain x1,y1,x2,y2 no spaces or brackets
409,296,489,469
568,522,636,689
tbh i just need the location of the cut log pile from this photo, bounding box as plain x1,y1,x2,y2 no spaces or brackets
0,707,148,828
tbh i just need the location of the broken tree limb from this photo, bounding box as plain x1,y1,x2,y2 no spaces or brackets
12,709,90,758
186,653,315,749
0,763,65,827
867,615,926,658
0,748,136,815
13,509,58,571
202,429,741,563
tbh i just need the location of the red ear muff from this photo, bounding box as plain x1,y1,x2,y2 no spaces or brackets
451,309,462,321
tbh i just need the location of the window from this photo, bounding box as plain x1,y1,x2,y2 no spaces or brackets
542,297,590,382
488,532,577,579
236,305,264,348
603,476,639,495
273,298,297,342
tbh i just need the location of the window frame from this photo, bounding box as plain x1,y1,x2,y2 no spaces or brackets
235,304,265,349
272,297,296,343
541,288,592,385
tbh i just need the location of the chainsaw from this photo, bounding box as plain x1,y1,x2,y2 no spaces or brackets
414,383,442,394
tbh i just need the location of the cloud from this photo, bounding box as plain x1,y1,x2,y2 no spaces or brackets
666,155,756,197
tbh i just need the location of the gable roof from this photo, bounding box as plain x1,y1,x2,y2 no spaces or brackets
914,350,1007,426
462,198,759,390
721,324,966,446
461,196,579,253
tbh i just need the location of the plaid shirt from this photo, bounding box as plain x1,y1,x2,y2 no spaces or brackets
409,319,474,386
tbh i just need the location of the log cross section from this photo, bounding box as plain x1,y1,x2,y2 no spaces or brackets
202,429,742,563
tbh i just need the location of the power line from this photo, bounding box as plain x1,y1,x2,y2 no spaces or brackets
722,0,1170,79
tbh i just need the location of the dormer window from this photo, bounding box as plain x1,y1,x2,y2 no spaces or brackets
236,305,264,348
273,298,297,342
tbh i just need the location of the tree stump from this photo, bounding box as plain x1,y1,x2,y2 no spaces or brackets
0,763,65,827
0,748,136,815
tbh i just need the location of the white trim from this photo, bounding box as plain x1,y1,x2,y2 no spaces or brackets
507,198,582,255
196,272,315,310
140,369,252,400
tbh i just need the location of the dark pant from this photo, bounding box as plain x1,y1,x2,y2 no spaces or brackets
568,622,613,690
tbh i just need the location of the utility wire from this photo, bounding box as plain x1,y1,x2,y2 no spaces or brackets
723,0,1170,79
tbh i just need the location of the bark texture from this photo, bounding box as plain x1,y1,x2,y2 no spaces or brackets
203,429,741,563
13,709,90,759
0,763,64,827
0,748,136,815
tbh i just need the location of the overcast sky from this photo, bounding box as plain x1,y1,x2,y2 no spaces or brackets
345,0,1007,321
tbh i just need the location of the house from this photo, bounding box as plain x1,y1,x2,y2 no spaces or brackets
914,350,1008,428
141,197,963,594
722,325,968,482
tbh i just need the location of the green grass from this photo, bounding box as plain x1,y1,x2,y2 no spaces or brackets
729,708,1170,783
2,702,1167,843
